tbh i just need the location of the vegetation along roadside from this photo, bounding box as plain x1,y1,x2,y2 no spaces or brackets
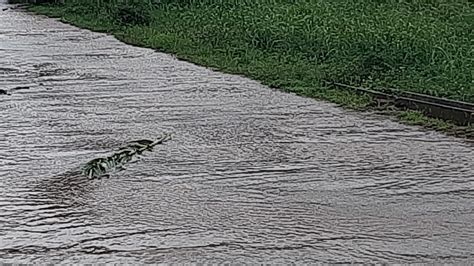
27,0,473,138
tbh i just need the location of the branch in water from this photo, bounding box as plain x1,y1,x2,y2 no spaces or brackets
82,133,172,179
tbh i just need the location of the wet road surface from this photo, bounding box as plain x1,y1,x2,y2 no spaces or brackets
1,2,474,263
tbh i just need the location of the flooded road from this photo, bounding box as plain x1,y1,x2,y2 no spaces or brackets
1,3,474,263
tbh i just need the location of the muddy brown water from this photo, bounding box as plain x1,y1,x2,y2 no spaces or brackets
1,2,474,264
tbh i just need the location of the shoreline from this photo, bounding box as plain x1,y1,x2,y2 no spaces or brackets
24,2,473,140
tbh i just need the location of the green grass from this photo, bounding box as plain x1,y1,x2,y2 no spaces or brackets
399,110,453,129
398,110,473,138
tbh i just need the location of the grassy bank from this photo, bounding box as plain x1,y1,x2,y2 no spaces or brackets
30,0,473,103
28,0,473,136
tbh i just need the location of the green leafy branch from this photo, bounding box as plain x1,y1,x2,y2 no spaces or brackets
82,133,172,179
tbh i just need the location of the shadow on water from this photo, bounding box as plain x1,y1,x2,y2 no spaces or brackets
0,170,98,259
34,170,93,204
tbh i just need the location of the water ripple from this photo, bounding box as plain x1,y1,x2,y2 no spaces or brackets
1,1,473,263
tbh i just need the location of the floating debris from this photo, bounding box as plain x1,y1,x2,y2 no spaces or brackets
10,86,30,91
0,86,31,95
82,133,172,179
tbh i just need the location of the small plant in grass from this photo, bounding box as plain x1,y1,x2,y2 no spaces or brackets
82,133,172,179
113,1,152,26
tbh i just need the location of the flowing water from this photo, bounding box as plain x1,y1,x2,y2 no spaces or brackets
1,2,474,263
